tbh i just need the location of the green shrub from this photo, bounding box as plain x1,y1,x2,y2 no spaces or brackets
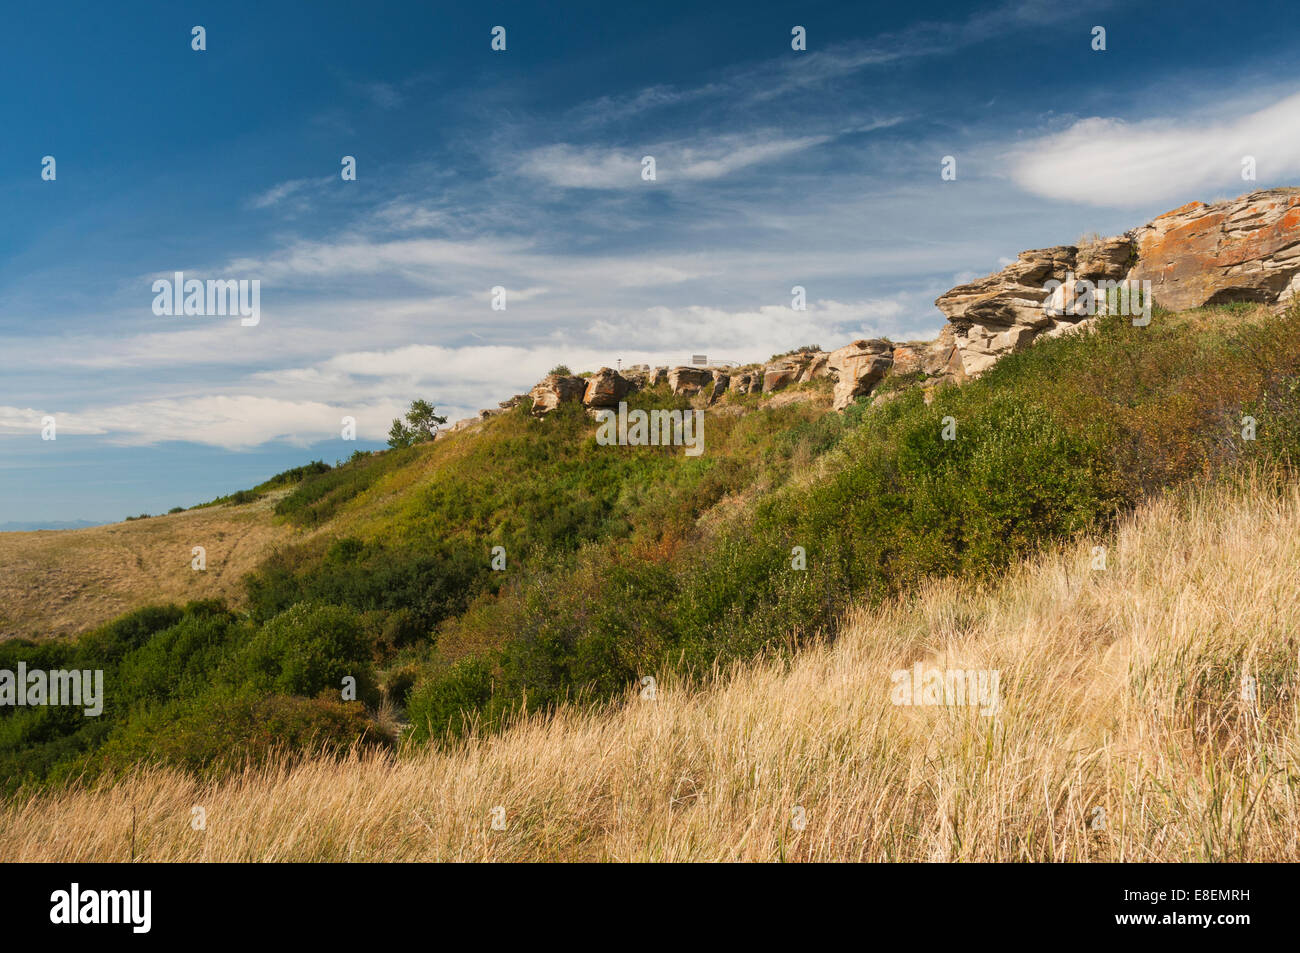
406,657,495,742
225,602,378,704
80,690,381,779
380,608,428,651
382,664,421,707
272,446,418,527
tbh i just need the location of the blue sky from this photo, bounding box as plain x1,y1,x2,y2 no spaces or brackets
3,0,1299,525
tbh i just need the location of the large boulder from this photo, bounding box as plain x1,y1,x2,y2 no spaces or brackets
956,324,1037,376
667,366,713,396
1127,188,1300,311
797,351,830,383
529,373,586,416
728,372,760,395
582,368,632,408
760,350,828,392
762,362,799,393
826,339,893,410
935,246,1075,330
890,344,923,376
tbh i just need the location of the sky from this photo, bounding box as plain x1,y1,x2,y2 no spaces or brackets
2,0,1299,525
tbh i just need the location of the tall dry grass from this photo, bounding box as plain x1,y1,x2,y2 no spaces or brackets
3,472,1299,861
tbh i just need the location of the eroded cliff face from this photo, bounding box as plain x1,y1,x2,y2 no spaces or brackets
447,188,1300,432
936,188,1300,379
1126,190,1300,310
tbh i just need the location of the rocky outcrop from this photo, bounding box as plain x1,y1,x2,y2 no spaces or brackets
797,352,830,383
667,366,713,397
758,350,828,394
1127,189,1300,310
520,340,941,421
936,239,1132,377
529,373,586,416
891,328,965,381
582,368,632,408
934,188,1300,379
826,340,894,411
762,362,799,393
455,189,1300,435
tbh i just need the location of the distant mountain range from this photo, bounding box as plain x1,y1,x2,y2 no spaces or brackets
0,519,101,532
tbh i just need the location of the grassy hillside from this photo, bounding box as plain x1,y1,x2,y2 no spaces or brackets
5,470,1296,861
0,494,293,641
2,303,1299,796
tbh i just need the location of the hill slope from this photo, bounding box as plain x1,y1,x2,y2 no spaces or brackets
0,495,292,640
5,471,1296,861
3,303,1299,796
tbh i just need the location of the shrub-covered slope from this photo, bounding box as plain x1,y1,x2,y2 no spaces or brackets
3,304,1299,791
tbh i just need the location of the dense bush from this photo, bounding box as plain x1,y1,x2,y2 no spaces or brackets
192,460,332,509
81,691,378,779
226,602,378,704
406,657,495,742
245,538,484,630
0,600,382,792
272,447,417,526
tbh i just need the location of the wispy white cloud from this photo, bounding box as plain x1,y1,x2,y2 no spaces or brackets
223,235,711,289
517,132,834,189
248,177,325,210
585,296,915,353
366,199,452,233
353,80,404,110
0,292,925,449
1,397,407,449
570,0,1106,126
1009,88,1300,206
0,406,106,436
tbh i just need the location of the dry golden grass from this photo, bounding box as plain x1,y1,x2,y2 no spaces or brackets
0,494,294,641
3,473,1298,861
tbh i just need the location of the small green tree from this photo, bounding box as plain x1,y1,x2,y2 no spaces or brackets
388,399,448,449
387,418,414,449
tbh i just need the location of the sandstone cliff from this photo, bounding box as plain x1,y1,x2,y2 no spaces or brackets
443,187,1300,431
937,187,1300,378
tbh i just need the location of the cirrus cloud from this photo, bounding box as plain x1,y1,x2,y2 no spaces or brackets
1010,89,1300,207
